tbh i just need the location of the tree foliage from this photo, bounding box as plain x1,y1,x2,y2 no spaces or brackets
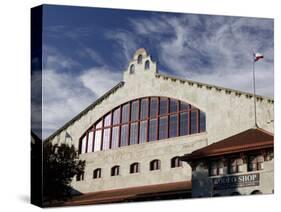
43,142,85,203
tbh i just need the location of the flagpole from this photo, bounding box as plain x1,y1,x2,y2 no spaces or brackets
252,55,258,128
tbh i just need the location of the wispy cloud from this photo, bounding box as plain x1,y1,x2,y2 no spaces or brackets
80,67,122,97
105,30,138,64
42,46,121,139
128,14,274,97
42,9,273,139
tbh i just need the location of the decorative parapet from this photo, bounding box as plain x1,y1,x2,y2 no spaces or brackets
154,73,273,104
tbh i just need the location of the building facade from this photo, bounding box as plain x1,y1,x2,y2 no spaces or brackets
45,48,273,199
181,128,274,197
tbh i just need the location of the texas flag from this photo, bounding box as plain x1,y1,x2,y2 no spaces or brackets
254,53,264,62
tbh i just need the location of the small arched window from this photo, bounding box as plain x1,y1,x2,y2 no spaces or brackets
130,162,140,174
137,54,143,64
150,159,160,171
248,155,264,171
145,60,150,70
76,172,84,181
93,168,102,179
111,165,120,176
228,158,243,174
130,64,135,74
171,156,182,168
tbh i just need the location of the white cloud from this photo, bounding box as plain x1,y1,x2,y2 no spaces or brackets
129,14,274,97
42,47,122,139
105,30,137,63
42,68,95,139
80,67,122,97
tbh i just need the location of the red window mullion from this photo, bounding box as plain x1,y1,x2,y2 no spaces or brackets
100,118,104,150
167,98,170,138
128,101,131,145
156,97,160,141
137,99,141,144
196,109,199,133
146,97,150,142
109,111,113,149
188,109,191,135
85,131,89,153
118,106,122,147
92,127,95,152
177,100,180,136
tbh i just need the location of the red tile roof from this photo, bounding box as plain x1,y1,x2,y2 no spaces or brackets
63,181,191,206
181,128,273,161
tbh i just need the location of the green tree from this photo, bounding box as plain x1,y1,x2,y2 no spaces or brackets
43,142,85,204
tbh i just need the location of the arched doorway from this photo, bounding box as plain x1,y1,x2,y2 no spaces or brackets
251,190,262,195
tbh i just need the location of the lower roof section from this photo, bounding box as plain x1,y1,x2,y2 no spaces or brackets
181,128,274,161
63,181,191,206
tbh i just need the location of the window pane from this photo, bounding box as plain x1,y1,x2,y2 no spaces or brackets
120,124,128,146
102,128,110,150
87,131,94,153
200,111,206,132
94,130,102,151
149,118,157,141
122,104,129,123
159,116,168,140
180,112,189,136
150,98,158,118
139,121,147,144
145,60,150,70
113,108,121,125
159,97,168,115
190,111,198,134
180,102,190,111
140,98,148,120
131,100,139,122
81,136,87,154
170,99,178,113
104,113,111,127
111,126,119,149
169,114,178,138
95,119,102,129
130,122,138,145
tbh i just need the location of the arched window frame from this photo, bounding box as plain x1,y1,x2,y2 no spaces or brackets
130,64,135,74
93,168,102,179
150,159,160,171
171,156,182,168
145,60,150,70
76,172,84,181
137,54,143,64
111,165,120,176
79,97,206,154
130,162,140,174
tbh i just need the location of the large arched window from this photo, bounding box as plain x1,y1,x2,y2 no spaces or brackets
79,97,206,154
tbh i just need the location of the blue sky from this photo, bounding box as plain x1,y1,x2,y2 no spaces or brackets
40,4,274,139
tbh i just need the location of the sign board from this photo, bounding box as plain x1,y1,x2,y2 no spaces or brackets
213,173,260,190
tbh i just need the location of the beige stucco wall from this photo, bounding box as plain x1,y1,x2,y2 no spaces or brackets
48,49,274,194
